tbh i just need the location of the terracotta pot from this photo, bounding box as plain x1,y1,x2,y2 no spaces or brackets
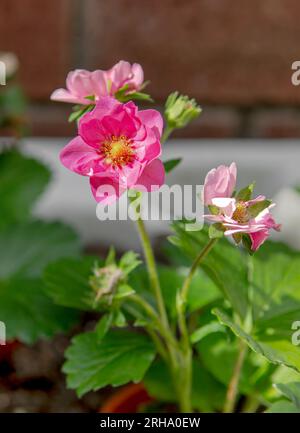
100,383,153,413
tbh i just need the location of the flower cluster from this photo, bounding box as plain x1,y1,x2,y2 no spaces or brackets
203,163,281,251
51,61,144,105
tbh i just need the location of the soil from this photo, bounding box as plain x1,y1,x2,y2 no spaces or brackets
0,331,107,413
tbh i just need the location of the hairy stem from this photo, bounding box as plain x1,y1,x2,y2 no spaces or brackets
136,218,169,330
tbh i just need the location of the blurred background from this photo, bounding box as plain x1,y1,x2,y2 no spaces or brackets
1,0,300,138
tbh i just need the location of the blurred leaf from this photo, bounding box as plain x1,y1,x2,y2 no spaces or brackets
169,222,249,317
266,400,299,413
0,277,78,344
236,183,255,201
163,158,182,174
0,150,50,230
0,220,80,343
128,264,220,320
190,321,226,344
266,382,300,413
0,221,80,280
95,313,113,340
213,308,300,374
44,256,101,311
275,382,300,410
144,359,226,412
63,330,156,397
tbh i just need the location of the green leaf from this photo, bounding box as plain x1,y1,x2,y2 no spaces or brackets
190,322,226,344
0,221,80,343
0,150,51,230
119,251,141,275
170,223,249,317
128,265,220,320
208,223,224,239
213,308,300,374
44,256,102,311
0,277,78,344
275,382,300,410
208,205,220,215
68,104,94,122
144,360,226,412
0,221,80,280
252,241,300,319
63,330,156,397
236,183,255,201
95,314,113,340
163,158,182,174
266,400,300,413
196,330,275,396
248,200,272,218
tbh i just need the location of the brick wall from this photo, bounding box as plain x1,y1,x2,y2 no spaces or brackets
2,0,300,137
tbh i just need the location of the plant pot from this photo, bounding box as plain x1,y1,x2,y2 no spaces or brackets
99,383,153,413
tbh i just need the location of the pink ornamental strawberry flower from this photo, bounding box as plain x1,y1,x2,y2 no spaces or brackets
60,96,165,203
50,61,144,105
203,163,281,251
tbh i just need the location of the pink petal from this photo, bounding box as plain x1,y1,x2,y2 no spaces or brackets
50,88,89,105
131,63,144,89
90,174,126,204
249,230,269,251
136,159,165,191
59,136,101,176
138,109,163,138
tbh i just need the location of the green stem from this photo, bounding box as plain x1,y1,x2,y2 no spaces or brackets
178,238,218,347
174,349,193,412
161,124,173,143
223,340,247,413
136,218,169,330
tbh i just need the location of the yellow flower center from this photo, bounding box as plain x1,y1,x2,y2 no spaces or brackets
232,202,249,224
101,135,134,168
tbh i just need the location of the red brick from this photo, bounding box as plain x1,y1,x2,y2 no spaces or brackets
248,109,300,138
84,0,300,105
0,0,72,100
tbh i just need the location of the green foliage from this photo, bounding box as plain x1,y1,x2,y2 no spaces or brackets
170,222,249,317
63,330,156,397
169,221,300,404
128,264,220,320
163,158,182,174
0,221,81,343
0,150,50,230
0,150,81,343
144,359,226,412
266,382,300,413
44,256,100,311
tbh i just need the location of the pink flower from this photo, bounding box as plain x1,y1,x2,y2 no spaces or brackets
203,162,237,206
106,61,144,94
204,163,281,251
51,69,109,105
60,96,164,203
51,61,144,105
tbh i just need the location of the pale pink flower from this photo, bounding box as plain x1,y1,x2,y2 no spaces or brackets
106,61,144,94
51,69,109,105
60,96,164,203
205,195,281,251
50,61,144,105
203,162,237,206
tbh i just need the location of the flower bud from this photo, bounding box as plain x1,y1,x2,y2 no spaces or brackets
165,92,201,129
